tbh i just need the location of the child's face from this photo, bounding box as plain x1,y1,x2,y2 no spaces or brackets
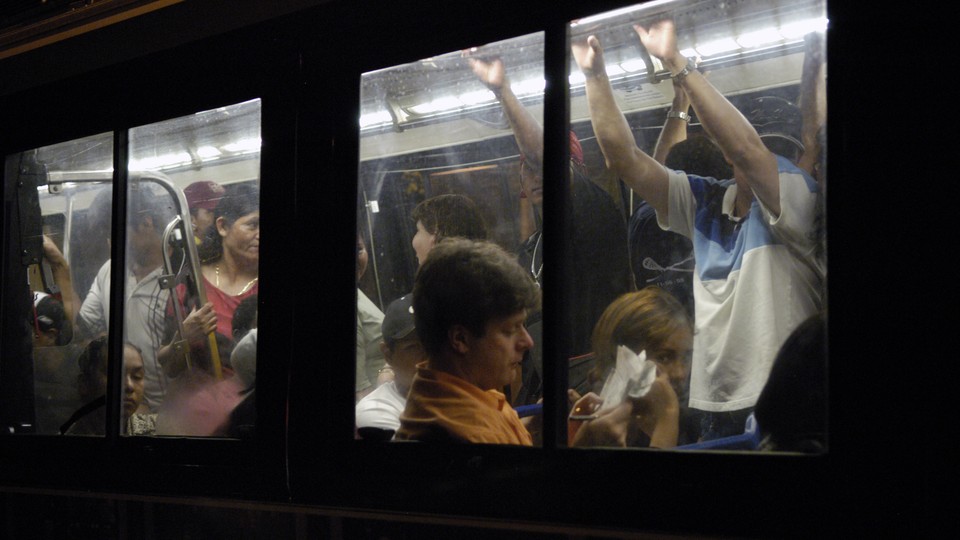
122,345,145,417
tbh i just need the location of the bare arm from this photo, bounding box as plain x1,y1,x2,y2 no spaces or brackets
41,235,79,327
796,31,826,181
571,36,670,216
466,55,543,169
518,190,536,240
652,79,691,165
635,21,780,216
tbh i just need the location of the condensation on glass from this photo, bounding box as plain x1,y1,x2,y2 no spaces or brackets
4,132,114,435
354,0,826,452
566,0,827,452
0,99,261,438
355,33,546,445
124,99,261,437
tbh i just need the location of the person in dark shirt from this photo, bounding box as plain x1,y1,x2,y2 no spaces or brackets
466,52,634,403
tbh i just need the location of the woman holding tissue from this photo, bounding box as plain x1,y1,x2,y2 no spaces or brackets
568,287,695,448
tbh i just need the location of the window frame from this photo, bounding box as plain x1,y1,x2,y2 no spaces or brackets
0,0,930,537
0,13,300,500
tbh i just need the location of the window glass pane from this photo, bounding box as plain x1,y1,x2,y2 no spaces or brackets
356,33,546,445
122,99,261,437
567,0,826,451
2,132,113,435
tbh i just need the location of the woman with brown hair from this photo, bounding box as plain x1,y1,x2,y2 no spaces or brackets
569,287,696,448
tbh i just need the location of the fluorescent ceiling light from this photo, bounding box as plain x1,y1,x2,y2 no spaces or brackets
779,17,827,39
409,96,462,115
222,138,261,153
196,146,221,158
359,9,826,132
620,59,646,73
737,28,782,48
130,152,192,171
605,64,626,77
459,89,496,106
511,77,545,97
695,37,740,57
360,110,392,128
570,0,673,27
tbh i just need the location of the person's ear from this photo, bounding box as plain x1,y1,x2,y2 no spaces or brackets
216,216,229,238
41,328,60,347
448,324,471,354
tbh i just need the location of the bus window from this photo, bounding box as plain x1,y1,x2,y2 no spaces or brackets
2,132,113,435
566,0,826,451
355,32,546,445
122,99,261,437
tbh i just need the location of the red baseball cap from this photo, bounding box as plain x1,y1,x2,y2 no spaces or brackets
184,181,226,211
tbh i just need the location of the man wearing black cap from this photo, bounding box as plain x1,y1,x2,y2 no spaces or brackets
355,294,426,438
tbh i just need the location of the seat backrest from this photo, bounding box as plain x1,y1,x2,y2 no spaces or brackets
675,413,761,451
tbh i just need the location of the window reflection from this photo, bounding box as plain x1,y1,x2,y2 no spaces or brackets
2,132,113,435
124,99,261,437
354,0,827,453
568,0,826,451
356,33,548,445
3,100,263,438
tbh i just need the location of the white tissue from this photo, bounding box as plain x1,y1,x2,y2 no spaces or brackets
597,346,658,412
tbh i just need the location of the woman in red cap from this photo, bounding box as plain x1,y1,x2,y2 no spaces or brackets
183,180,226,243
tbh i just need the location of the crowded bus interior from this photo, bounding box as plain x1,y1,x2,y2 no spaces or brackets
0,0,940,537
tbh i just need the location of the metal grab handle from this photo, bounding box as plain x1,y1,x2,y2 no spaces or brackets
149,176,223,379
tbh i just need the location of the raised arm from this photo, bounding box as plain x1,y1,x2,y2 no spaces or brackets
652,78,691,165
572,36,669,217
635,21,781,216
796,31,826,182
571,36,670,216
41,235,79,327
466,54,543,169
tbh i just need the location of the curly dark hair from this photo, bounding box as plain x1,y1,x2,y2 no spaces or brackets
411,194,488,244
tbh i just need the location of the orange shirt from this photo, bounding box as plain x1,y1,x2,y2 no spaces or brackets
396,365,532,446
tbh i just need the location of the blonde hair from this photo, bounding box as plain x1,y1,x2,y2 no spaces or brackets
590,288,692,384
